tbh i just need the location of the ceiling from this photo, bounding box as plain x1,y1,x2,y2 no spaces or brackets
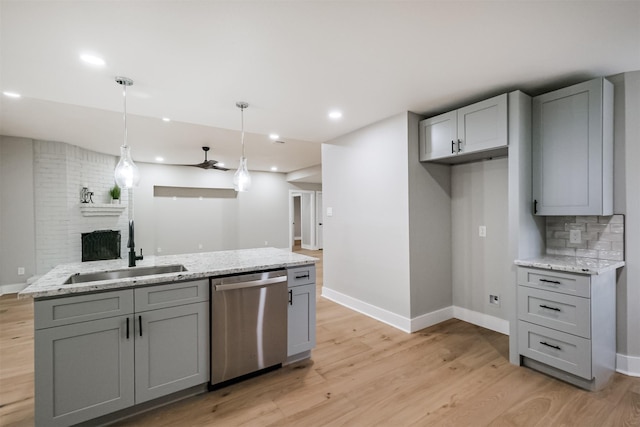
1,1,639,180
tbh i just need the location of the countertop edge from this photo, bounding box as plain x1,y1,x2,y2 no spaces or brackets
514,257,625,275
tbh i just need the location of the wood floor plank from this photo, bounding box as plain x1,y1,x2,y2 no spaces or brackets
2,249,640,427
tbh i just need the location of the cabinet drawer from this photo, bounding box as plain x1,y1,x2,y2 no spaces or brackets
518,286,591,338
518,321,591,379
134,280,209,312
288,265,316,287
35,290,134,330
517,267,590,298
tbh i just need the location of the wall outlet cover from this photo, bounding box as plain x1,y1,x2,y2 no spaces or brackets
479,225,487,237
569,229,582,244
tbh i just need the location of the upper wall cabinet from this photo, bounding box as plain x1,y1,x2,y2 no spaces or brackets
532,78,613,216
419,93,508,163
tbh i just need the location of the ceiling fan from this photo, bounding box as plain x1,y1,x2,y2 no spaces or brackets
184,147,229,171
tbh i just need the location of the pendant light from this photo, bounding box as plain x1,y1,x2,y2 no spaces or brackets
233,101,251,192
114,76,140,189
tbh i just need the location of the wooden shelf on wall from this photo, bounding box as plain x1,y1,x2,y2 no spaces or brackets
79,203,126,217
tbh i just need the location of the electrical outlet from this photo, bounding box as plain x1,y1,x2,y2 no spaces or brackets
17,267,25,276
157,247,162,253
489,294,500,306
264,241,268,246
198,243,203,249
569,229,582,244
479,225,487,237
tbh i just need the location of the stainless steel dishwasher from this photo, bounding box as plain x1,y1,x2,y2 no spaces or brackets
210,269,288,387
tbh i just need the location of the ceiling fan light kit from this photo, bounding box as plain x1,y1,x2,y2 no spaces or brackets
233,101,251,192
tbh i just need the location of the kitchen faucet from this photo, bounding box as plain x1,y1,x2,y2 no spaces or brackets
127,219,143,267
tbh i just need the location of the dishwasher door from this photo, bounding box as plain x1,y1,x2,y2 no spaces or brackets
210,270,288,386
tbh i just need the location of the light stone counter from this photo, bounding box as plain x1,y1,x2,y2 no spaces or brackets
19,247,317,299
515,255,624,275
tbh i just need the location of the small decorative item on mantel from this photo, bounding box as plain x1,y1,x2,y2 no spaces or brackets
109,184,121,204
80,185,93,204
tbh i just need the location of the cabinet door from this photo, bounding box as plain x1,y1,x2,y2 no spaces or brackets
532,78,613,215
419,110,457,161
287,283,316,356
457,93,507,154
134,302,209,403
35,316,134,427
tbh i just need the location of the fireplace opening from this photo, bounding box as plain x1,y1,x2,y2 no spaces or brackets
82,230,121,262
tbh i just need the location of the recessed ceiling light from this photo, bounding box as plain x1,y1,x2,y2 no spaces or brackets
155,157,164,162
3,91,21,98
162,117,171,122
270,166,278,172
80,54,105,66
269,133,279,140
328,110,343,120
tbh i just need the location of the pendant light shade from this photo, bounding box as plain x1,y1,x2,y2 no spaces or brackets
233,101,251,192
114,76,140,189
115,145,140,188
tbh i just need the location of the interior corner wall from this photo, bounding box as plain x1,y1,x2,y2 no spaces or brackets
0,136,36,286
407,112,453,317
322,113,412,318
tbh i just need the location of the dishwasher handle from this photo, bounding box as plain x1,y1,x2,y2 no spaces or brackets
214,275,287,291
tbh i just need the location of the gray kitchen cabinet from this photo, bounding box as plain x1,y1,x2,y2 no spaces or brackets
419,93,507,163
516,267,616,391
34,292,135,427
34,280,209,426
134,280,209,403
532,77,614,216
287,266,317,358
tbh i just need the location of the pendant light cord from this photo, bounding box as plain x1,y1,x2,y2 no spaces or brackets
240,105,245,158
123,83,128,148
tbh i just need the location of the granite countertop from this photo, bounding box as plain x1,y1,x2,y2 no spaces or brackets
514,255,625,275
19,247,317,299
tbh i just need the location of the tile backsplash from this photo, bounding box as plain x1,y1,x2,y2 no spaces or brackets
546,215,625,261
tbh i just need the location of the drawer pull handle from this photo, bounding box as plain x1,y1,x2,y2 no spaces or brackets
126,317,130,339
288,289,293,306
139,315,143,337
295,274,310,279
540,341,561,350
539,279,561,285
539,304,561,312
451,140,455,154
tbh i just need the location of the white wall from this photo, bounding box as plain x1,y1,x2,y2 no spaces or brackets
130,161,319,257
0,136,36,287
322,113,413,317
322,112,452,328
451,157,509,319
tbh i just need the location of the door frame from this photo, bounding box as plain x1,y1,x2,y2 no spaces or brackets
288,190,316,251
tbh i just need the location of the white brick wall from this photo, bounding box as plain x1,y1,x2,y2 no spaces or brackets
34,141,129,274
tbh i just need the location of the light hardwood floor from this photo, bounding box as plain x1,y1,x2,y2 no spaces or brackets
1,249,639,426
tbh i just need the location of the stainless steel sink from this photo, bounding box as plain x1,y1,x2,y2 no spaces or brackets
64,264,187,284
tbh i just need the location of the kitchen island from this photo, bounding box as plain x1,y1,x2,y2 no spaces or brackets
20,247,317,427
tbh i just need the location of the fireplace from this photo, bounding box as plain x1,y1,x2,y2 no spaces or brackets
82,230,121,262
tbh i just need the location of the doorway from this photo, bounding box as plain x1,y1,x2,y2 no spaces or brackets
289,190,318,251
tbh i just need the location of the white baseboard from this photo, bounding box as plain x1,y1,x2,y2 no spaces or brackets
0,282,28,296
322,287,510,336
410,306,454,332
452,306,510,336
616,353,640,377
321,287,414,332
